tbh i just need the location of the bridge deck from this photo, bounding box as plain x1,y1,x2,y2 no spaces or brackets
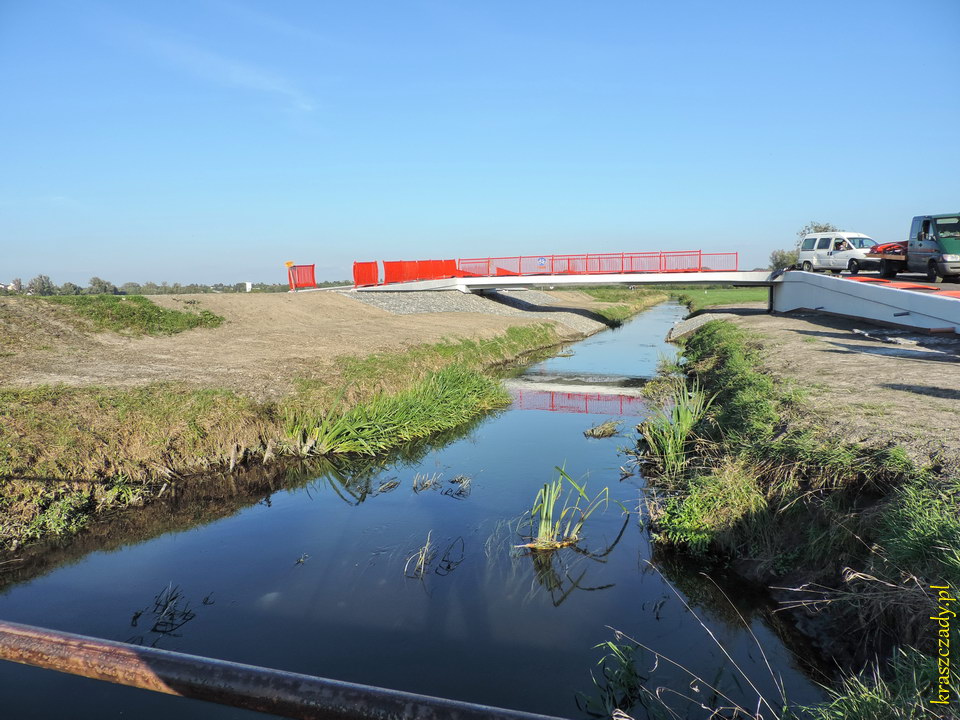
355,270,776,292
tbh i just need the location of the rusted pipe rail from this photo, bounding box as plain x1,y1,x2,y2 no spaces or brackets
0,620,569,720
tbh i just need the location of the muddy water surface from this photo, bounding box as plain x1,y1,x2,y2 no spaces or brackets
0,301,826,718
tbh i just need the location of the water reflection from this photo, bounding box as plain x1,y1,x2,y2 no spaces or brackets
511,388,649,416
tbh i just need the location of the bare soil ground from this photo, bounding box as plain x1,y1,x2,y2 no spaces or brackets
0,290,612,399
711,303,960,463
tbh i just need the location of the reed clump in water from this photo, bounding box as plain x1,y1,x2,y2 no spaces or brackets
518,467,609,551
404,531,434,579
583,420,621,439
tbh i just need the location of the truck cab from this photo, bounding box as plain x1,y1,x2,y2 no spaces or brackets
907,214,960,281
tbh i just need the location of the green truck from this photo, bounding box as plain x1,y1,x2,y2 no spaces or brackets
868,214,960,281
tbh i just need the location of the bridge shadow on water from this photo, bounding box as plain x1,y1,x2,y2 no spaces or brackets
480,291,623,328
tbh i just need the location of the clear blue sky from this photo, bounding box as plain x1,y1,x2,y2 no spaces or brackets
1,0,958,284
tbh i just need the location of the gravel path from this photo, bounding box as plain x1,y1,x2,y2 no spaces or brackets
342,289,610,335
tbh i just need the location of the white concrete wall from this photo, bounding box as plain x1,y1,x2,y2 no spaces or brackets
772,272,959,333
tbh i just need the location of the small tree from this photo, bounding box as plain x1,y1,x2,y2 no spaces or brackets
27,274,56,296
796,221,839,246
58,282,82,295
86,277,118,295
769,248,799,270
11,278,23,293
120,282,142,295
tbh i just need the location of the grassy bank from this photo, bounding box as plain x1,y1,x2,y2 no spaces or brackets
579,284,768,314
36,294,224,335
643,320,959,589
0,323,561,552
636,318,959,714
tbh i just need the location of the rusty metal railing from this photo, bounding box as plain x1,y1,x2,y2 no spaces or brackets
0,620,569,720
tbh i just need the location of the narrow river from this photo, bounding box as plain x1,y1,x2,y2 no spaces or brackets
0,301,826,718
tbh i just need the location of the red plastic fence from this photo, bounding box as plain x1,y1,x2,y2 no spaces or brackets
382,259,458,284
510,389,648,417
287,264,316,291
353,261,379,287
354,251,738,287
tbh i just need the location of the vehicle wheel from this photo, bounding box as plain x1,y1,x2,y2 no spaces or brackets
879,259,897,278
926,262,942,283
848,259,860,275
801,261,813,272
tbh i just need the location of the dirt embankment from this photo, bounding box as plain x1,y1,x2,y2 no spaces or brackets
0,289,616,400
704,303,960,464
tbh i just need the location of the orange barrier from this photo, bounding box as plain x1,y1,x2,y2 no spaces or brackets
356,250,739,287
843,275,960,300
381,259,459,285
353,261,379,287
287,264,316,291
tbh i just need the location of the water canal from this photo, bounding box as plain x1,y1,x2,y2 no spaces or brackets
0,301,827,718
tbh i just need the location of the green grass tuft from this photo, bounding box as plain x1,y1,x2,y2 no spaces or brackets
638,379,714,477
877,476,960,586
284,364,511,457
36,294,223,335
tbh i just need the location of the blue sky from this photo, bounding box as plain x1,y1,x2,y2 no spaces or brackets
1,0,958,284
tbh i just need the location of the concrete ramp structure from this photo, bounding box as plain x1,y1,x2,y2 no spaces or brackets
773,273,960,334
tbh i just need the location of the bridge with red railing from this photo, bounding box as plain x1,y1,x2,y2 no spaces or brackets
347,249,769,292
285,250,960,336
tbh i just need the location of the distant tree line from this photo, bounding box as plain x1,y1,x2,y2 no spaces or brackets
0,276,350,296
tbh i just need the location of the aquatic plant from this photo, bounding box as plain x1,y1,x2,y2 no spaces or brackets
519,467,609,551
404,531,435,579
638,379,713,477
583,420,621,439
412,472,442,493
442,474,472,499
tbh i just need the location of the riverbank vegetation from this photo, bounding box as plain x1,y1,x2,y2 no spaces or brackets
0,323,563,553
635,318,959,715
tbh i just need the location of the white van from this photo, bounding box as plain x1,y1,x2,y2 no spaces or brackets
797,232,877,274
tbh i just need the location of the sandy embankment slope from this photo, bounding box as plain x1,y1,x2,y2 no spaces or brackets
0,289,612,399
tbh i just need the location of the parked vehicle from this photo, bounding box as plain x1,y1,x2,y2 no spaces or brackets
867,214,960,282
797,232,877,274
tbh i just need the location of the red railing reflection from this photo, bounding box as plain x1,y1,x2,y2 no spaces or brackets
510,388,648,416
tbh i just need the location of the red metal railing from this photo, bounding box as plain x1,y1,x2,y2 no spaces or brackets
353,251,738,287
287,264,316,291
510,389,648,417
